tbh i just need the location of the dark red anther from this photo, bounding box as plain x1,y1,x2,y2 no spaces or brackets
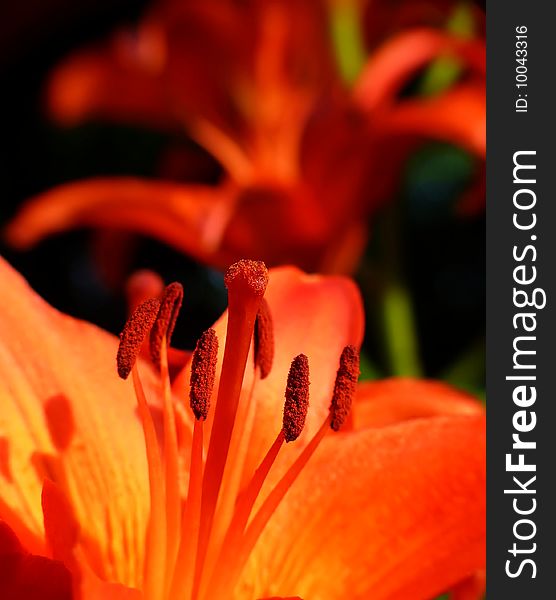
254,298,274,379
330,345,360,431
150,282,183,366
189,328,219,420
283,354,310,443
117,298,161,380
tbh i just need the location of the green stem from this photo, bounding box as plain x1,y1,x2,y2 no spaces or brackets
441,338,485,400
378,199,422,378
329,0,367,85
381,277,422,377
419,1,475,96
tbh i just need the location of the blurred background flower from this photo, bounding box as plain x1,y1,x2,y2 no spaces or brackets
0,0,485,411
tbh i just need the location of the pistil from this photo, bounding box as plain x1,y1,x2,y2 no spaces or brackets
192,260,268,599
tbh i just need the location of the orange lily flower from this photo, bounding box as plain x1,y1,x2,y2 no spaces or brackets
6,0,485,273
0,256,485,599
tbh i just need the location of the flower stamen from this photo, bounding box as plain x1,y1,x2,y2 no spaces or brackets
159,338,181,597
170,328,218,600
209,354,310,597
117,298,160,379
222,346,360,592
189,329,219,421
254,298,274,379
330,345,360,432
131,365,167,600
117,296,172,599
283,354,310,443
150,282,183,367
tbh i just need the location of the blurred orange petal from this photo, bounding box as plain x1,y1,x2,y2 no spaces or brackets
352,378,483,429
354,28,485,112
47,39,173,129
5,178,237,264
382,84,486,156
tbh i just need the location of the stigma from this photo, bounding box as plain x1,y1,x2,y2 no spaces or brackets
116,260,360,600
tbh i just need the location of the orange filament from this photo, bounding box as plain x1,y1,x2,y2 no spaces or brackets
131,366,167,600
192,260,268,599
170,418,204,600
283,354,310,443
217,419,330,595
199,376,257,596
208,354,310,597
208,430,285,598
117,298,161,379
159,339,181,597
211,346,359,594
169,328,217,598
150,282,183,367
330,345,360,431
189,329,219,421
254,298,274,379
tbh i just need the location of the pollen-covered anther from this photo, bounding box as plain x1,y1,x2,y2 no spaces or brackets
224,259,269,297
189,328,219,420
330,345,360,431
254,298,274,379
150,282,184,366
117,297,161,380
283,354,310,442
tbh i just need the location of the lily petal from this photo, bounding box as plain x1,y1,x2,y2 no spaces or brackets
450,570,485,600
257,597,302,600
0,520,72,600
245,414,485,599
0,256,158,588
380,84,486,156
5,178,237,266
46,6,245,132
80,568,143,600
352,378,483,429
353,28,485,112
47,42,174,130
